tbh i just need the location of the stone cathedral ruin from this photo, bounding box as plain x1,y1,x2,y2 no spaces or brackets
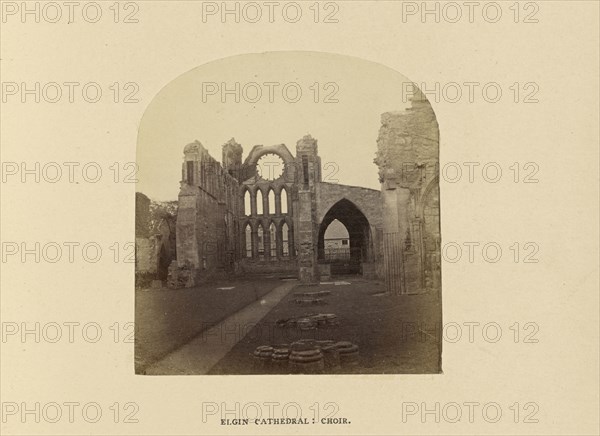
136,90,440,295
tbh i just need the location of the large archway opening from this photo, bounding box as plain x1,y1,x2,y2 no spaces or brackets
318,199,372,276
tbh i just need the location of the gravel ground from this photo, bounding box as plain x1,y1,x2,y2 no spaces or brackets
208,278,442,375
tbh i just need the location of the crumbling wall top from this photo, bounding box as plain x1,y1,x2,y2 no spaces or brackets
183,140,203,155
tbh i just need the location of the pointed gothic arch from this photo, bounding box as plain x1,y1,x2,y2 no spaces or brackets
257,223,265,258
243,189,252,216
280,186,289,214
318,198,372,275
267,189,275,215
256,189,264,215
243,222,253,258
269,222,277,258
282,222,290,256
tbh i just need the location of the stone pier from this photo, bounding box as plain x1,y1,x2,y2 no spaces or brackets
375,87,441,295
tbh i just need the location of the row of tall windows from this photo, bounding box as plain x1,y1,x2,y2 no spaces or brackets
243,188,289,216
244,223,291,259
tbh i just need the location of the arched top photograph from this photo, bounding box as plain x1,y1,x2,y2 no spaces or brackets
134,51,442,376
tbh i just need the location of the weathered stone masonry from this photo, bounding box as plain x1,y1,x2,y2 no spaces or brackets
136,91,440,295
135,193,176,282
163,135,389,288
374,90,441,294
168,141,241,287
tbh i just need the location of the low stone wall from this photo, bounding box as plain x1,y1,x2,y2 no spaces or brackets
135,237,155,274
318,263,331,281
361,262,378,280
239,258,298,276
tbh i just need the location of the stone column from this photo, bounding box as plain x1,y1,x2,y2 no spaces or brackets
264,223,272,259
251,227,259,258
288,225,295,259
276,224,284,258
295,135,321,284
251,190,257,216
381,175,411,294
240,223,247,259
262,191,269,216
297,190,319,283
275,191,281,215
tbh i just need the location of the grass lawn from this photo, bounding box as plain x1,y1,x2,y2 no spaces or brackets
135,278,281,373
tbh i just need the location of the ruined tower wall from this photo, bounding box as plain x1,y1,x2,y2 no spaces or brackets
375,92,440,294
295,135,322,284
171,141,240,287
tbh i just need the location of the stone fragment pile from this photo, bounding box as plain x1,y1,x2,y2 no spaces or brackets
294,290,331,298
275,313,339,330
292,290,332,306
252,339,360,374
292,297,327,306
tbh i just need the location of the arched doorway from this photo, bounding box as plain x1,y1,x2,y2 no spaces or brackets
318,199,372,276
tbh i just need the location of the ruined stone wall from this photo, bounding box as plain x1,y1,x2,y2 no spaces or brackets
316,183,382,228
135,193,155,276
238,258,297,275
135,193,151,238
165,129,433,288
375,90,440,294
295,135,321,284
172,141,240,287
135,193,177,284
135,237,155,275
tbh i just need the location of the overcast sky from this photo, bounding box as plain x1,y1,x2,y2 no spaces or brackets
137,51,414,201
